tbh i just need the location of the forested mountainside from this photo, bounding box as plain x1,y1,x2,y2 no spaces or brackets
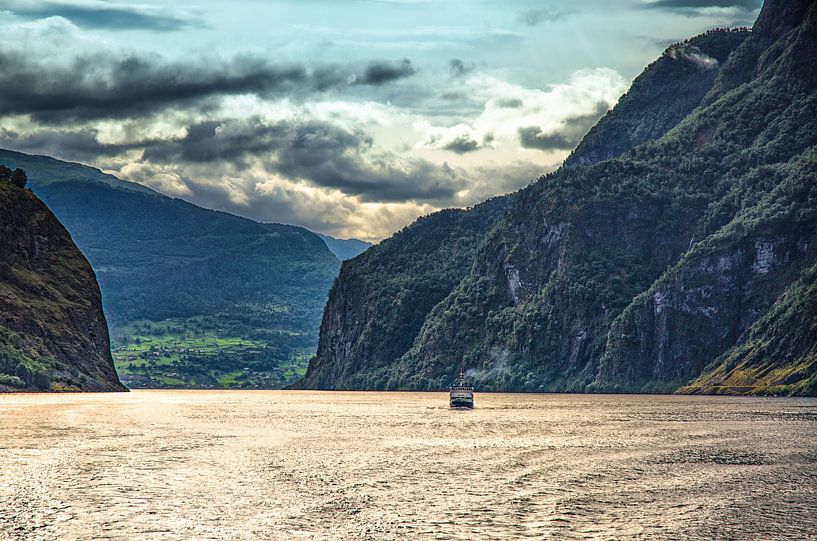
566,29,750,167
0,170,124,392
298,26,749,391
298,29,751,390
0,149,340,388
299,0,817,395
294,197,513,389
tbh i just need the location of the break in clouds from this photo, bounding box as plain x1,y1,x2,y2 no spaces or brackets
0,1,754,240
0,0,202,31
642,0,761,11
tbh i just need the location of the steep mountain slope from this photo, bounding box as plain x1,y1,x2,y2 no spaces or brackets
299,0,817,395
567,29,750,167
295,197,512,389
394,0,817,395
0,175,124,392
0,149,340,388
681,257,817,396
298,28,749,391
594,0,817,394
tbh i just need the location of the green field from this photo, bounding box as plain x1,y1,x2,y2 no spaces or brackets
111,318,311,389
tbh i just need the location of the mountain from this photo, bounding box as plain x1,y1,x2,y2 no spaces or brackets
299,0,817,396
318,234,372,260
0,149,341,389
566,29,750,167
298,26,751,392
295,197,513,389
0,150,158,195
0,171,124,391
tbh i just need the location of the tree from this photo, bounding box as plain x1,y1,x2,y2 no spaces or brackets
14,363,32,387
33,370,50,390
11,168,27,188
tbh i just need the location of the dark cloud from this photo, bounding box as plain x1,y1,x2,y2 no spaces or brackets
142,121,299,165
495,98,524,108
4,1,200,31
310,65,352,92
0,127,144,162
440,91,467,101
265,121,459,202
354,59,416,86
134,119,368,173
442,135,479,154
518,8,571,26
518,101,610,151
641,0,761,11
448,58,473,78
0,48,417,121
0,50,298,121
8,117,462,203
518,126,574,151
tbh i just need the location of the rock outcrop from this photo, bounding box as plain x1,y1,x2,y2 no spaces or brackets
0,178,124,391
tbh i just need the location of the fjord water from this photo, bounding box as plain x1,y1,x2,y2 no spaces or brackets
1,392,816,540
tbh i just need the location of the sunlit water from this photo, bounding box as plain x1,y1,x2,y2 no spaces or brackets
1,391,816,540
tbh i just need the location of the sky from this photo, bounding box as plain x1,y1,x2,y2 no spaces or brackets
0,0,762,241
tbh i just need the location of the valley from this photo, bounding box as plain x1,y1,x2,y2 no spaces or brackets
0,149,367,389
111,319,310,388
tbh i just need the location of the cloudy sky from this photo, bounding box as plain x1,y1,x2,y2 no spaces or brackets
0,0,762,241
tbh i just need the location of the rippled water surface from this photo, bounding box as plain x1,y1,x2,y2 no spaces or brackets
1,391,816,540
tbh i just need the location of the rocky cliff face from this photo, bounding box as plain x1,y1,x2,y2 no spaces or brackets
0,180,124,391
681,257,817,396
599,224,817,392
299,0,817,395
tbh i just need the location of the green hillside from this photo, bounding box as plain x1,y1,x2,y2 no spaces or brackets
0,149,341,389
567,29,750,167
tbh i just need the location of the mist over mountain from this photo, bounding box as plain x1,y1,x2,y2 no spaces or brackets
299,0,817,396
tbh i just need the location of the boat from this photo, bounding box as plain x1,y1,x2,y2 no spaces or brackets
449,370,474,409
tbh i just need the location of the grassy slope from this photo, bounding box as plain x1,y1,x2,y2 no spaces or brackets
681,260,817,396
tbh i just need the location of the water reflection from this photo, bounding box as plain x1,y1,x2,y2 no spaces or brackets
1,391,815,540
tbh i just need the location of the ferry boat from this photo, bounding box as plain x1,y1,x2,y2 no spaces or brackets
449,370,474,409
